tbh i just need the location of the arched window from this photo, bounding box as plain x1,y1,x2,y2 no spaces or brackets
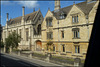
37,24,41,35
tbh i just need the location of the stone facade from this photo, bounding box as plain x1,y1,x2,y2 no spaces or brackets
41,1,99,59
0,24,2,41
2,7,44,51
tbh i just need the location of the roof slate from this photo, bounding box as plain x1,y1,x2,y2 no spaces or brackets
7,11,38,25
52,1,96,20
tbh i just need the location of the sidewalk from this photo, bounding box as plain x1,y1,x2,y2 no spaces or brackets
1,52,63,67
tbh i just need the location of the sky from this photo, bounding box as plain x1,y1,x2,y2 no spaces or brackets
1,0,84,26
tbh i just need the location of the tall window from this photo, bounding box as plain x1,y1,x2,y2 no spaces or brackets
61,31,64,38
75,45,80,53
53,46,55,51
19,29,22,38
72,15,78,23
37,24,41,35
34,28,36,35
62,44,65,52
26,28,29,41
46,17,53,27
47,32,53,39
72,28,80,39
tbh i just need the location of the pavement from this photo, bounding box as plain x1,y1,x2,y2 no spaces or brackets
1,53,39,67
1,52,63,67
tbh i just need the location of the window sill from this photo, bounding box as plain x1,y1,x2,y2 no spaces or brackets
60,52,66,55
47,38,53,40
72,53,83,57
61,38,64,39
72,22,79,24
72,37,80,39
46,26,53,27
66,51,72,53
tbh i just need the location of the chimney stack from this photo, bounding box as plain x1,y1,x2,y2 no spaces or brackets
22,6,25,17
54,0,61,10
6,13,9,21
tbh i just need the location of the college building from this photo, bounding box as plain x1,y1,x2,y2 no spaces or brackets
41,0,99,59
2,7,43,51
1,0,99,59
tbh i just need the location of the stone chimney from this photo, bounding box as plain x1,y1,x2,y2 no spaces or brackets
22,6,25,24
54,0,61,10
6,13,9,21
22,6,25,17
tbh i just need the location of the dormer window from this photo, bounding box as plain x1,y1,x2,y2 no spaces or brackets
72,15,78,23
60,12,66,19
46,17,53,27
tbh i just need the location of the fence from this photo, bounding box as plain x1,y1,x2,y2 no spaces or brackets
7,50,84,67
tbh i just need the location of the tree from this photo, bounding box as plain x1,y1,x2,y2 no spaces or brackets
5,32,21,50
0,40,4,48
46,41,53,52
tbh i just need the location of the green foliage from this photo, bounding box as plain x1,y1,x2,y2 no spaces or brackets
33,52,46,58
46,41,53,51
5,32,21,49
52,56,74,62
47,41,53,46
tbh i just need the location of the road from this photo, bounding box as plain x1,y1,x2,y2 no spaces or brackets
0,53,40,67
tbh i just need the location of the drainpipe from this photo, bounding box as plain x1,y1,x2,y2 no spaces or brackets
86,15,89,41
57,20,60,53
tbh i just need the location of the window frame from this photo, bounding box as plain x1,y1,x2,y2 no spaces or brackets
61,31,64,39
72,15,79,23
46,17,53,27
62,44,65,52
72,28,80,39
75,45,80,53
47,32,53,40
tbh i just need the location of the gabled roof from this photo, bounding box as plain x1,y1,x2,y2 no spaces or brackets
7,11,38,25
52,1,96,20
76,1,96,15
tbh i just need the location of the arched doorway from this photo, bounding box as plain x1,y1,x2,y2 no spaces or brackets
36,40,42,51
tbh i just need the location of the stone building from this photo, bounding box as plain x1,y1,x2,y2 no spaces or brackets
41,0,99,59
0,24,2,41
2,6,43,51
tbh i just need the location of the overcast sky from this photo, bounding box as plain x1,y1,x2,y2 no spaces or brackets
1,1,84,26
